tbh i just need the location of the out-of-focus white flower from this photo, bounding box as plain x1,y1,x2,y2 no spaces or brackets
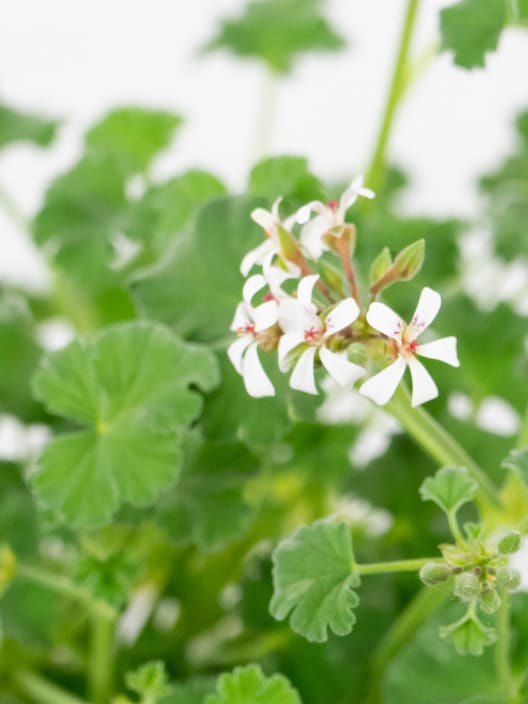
296,176,374,259
510,537,528,592
360,287,459,407
241,197,297,276
227,276,278,398
278,274,364,395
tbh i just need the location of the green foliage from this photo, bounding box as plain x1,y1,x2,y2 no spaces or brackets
440,0,506,69
440,609,497,656
249,156,326,208
206,665,301,704
31,322,219,527
126,661,170,700
419,467,477,515
203,0,345,74
270,519,360,643
502,447,528,484
0,102,58,149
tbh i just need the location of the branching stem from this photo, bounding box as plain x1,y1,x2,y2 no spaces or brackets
13,671,92,704
356,557,436,576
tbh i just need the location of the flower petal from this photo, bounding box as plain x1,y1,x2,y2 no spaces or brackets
278,298,316,335
227,335,252,374
296,200,328,224
324,297,360,337
408,357,438,407
240,240,276,276
319,347,365,388
270,196,283,220
253,300,278,331
300,216,331,259
243,274,267,308
359,356,406,406
289,347,318,395
278,332,304,371
242,342,275,398
417,336,460,367
251,207,276,232
366,302,404,341
297,274,319,308
407,287,442,339
230,303,250,331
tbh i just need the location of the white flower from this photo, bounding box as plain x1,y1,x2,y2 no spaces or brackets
227,276,278,398
277,274,365,395
241,197,297,277
296,176,375,259
359,287,459,407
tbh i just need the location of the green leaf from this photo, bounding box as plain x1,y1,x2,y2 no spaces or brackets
31,322,219,528
270,519,360,643
203,0,345,74
502,447,528,483
74,552,136,608
161,678,215,704
133,196,265,342
249,156,325,207
126,661,170,699
85,107,183,175
0,103,58,149
440,0,506,69
440,609,497,656
156,436,258,552
419,467,477,515
205,665,301,704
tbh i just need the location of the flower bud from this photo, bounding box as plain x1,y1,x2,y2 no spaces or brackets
498,531,521,555
454,572,480,602
318,260,345,297
479,587,501,614
369,247,392,286
419,561,451,586
495,567,521,592
391,239,425,281
346,343,368,367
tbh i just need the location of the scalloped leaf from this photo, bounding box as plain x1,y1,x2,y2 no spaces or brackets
31,322,219,528
270,519,360,643
419,467,477,515
206,665,300,704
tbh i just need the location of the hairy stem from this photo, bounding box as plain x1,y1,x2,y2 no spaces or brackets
387,384,502,509
87,611,116,703
496,594,516,701
356,557,436,576
366,0,421,193
13,670,92,704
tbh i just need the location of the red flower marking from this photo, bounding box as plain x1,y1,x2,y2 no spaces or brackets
405,339,419,355
262,291,275,302
304,327,321,342
237,324,256,336
327,199,339,211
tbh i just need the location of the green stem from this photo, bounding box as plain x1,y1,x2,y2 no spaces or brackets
0,180,29,232
496,594,516,701
366,0,421,193
87,611,116,703
387,384,501,509
447,510,465,546
356,557,436,576
517,405,528,449
13,670,92,704
251,66,279,161
17,563,116,620
366,585,449,704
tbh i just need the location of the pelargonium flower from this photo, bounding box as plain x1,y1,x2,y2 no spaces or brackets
240,197,297,276
278,274,365,395
296,176,375,259
227,276,279,398
359,287,459,407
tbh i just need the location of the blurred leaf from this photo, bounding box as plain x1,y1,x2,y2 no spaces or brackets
133,196,265,342
440,0,506,69
31,322,219,528
74,551,137,607
156,436,258,553
249,156,326,208
203,0,345,75
85,107,182,175
206,664,301,704
161,677,215,704
0,103,58,149
126,660,170,699
502,447,528,484
0,464,39,557
270,519,360,643
419,467,477,515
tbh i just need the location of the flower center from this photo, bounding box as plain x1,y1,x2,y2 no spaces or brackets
404,339,418,355
304,327,322,343
237,324,256,337
262,291,275,302
327,199,339,211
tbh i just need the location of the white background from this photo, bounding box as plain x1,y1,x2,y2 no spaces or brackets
1,0,528,290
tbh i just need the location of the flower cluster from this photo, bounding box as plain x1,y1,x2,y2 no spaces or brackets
228,177,459,406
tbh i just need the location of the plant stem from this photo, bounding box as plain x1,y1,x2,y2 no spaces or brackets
87,611,116,703
0,180,29,232
251,66,279,161
516,405,528,449
356,557,435,576
366,0,421,193
13,670,92,704
447,510,465,546
366,585,449,704
387,384,501,509
17,563,116,620
496,594,516,701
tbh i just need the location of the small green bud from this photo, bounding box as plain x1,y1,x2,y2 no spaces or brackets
346,342,368,366
495,567,521,592
318,260,345,297
454,572,480,602
498,531,522,555
463,522,482,541
369,247,392,286
277,224,304,265
392,239,425,281
419,561,451,586
479,587,501,614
